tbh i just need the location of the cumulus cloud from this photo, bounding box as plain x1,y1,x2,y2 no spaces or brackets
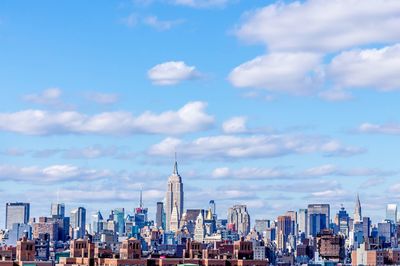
230,0,400,97
23,88,63,106
222,116,247,134
228,52,322,94
234,0,400,52
357,122,400,135
329,44,400,91
0,101,214,135
148,61,200,85
148,134,364,159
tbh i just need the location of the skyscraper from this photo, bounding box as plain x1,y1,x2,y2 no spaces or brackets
354,194,362,223
92,210,103,234
227,205,250,236
156,202,164,229
194,211,205,242
70,207,86,239
277,216,291,250
307,204,330,237
5,202,30,230
298,209,308,236
165,159,184,231
51,203,65,218
386,204,397,223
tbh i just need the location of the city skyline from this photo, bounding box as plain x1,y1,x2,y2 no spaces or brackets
1,0,400,228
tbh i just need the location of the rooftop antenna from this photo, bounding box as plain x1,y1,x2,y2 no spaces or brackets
139,185,143,208
173,152,178,175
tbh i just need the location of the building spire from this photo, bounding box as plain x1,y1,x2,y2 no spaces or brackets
173,152,178,175
139,186,143,208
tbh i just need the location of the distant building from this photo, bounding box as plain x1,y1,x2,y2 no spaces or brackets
316,229,345,262
386,204,398,223
227,205,250,236
70,207,86,239
298,209,308,237
354,194,362,224
307,204,330,237
51,203,65,219
5,202,30,230
277,216,291,250
255,219,270,234
156,202,164,229
165,159,184,231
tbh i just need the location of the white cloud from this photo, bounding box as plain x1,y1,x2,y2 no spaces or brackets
234,0,400,52
143,16,184,31
172,0,229,8
0,101,214,135
85,92,119,104
358,122,400,135
222,116,247,134
148,61,200,85
210,164,391,180
329,44,400,91
212,166,286,179
228,52,322,94
0,164,113,183
23,88,62,105
148,134,363,159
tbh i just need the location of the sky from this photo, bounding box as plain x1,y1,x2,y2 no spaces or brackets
1,0,400,227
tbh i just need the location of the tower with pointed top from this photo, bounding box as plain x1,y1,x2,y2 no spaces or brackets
165,158,184,231
354,193,362,223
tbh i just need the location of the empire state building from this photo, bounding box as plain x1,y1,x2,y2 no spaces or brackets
165,160,184,231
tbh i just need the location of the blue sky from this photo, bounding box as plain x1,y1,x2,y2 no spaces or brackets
1,0,400,227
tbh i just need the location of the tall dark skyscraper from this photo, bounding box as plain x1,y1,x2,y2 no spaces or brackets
5,202,30,229
156,202,164,229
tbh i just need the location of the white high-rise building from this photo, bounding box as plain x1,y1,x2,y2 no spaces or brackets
298,208,308,236
5,202,30,230
194,211,205,242
386,204,397,223
165,160,184,231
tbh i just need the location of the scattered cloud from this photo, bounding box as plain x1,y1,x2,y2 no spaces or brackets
210,164,393,180
222,116,247,134
329,44,400,91
85,92,119,104
234,0,400,53
171,0,230,8
0,101,214,135
319,89,353,102
121,13,139,27
148,134,364,159
228,52,322,95
358,122,400,135
143,16,184,31
23,88,63,106
148,61,201,85
0,164,114,183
